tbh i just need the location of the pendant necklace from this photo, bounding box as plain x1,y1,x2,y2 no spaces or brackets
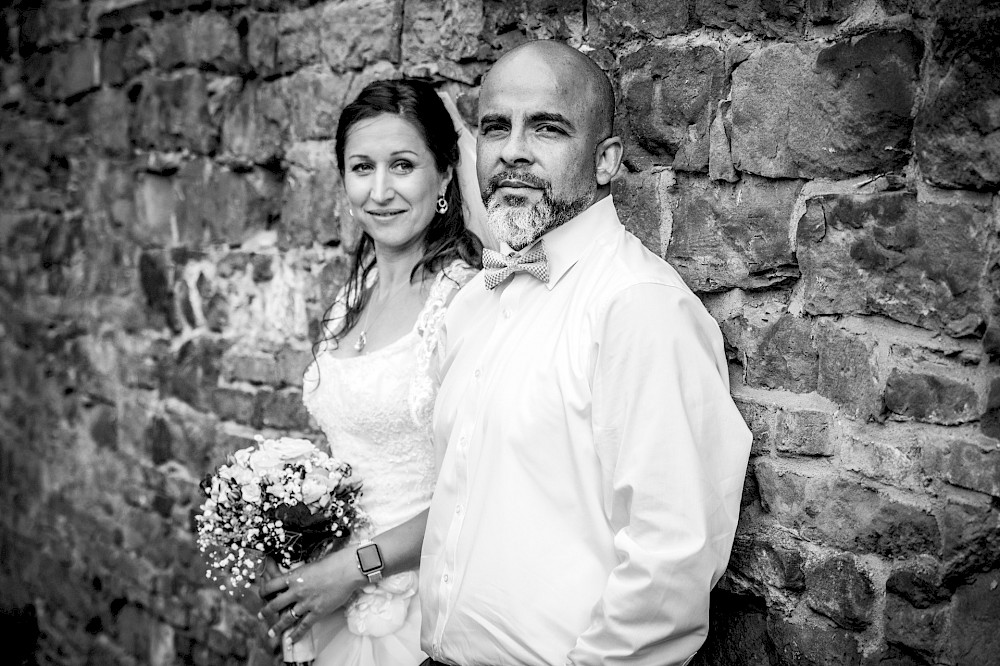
353,277,410,353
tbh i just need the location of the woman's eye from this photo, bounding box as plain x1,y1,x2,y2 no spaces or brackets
350,163,373,174
392,160,414,173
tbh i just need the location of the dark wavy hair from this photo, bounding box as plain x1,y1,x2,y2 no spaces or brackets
322,79,483,347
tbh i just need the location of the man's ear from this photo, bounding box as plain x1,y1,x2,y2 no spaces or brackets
594,136,624,187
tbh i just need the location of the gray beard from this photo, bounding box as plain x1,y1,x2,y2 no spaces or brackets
484,188,594,251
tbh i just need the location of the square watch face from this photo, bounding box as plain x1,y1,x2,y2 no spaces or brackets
357,544,382,572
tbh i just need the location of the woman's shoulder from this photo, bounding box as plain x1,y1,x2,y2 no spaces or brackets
435,258,480,294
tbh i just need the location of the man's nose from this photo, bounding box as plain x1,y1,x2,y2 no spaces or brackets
370,169,394,203
499,130,532,166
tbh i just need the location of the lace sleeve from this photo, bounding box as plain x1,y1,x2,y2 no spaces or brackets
409,260,478,422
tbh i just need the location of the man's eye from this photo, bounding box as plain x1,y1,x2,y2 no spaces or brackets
480,123,508,137
537,124,565,136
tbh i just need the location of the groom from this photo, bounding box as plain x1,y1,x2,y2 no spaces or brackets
420,41,752,666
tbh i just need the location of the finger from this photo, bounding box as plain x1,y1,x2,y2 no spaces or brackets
260,589,296,629
269,605,307,641
285,608,314,643
259,573,290,600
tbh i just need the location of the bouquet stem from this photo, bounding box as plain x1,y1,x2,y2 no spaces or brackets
281,562,315,666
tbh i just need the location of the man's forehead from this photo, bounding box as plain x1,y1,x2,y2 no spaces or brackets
479,65,585,118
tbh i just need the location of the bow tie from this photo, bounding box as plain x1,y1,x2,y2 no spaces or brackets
482,243,550,290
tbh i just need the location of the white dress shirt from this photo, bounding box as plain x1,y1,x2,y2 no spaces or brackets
420,196,752,666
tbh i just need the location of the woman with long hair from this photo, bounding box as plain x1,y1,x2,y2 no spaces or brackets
258,78,489,665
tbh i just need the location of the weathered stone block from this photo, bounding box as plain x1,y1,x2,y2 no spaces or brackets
480,0,583,53
220,80,287,165
18,1,86,52
132,72,220,154
732,397,775,455
210,387,259,425
914,6,1000,191
767,615,862,666
281,141,345,246
276,346,312,387
944,570,1000,663
279,66,352,142
886,559,949,609
840,425,921,488
755,461,941,557
695,0,806,37
173,160,283,246
320,0,398,71
24,40,101,100
258,388,311,430
774,407,834,456
884,593,948,659
938,493,1000,580
805,552,876,630
612,170,667,257
731,31,922,178
727,530,807,595
587,0,690,46
161,337,229,410
799,192,990,338
815,323,880,421
221,348,280,385
620,45,725,172
747,314,818,393
85,88,132,155
100,27,152,87
404,0,481,65
666,174,802,292
147,12,243,73
982,378,1000,440
884,369,980,425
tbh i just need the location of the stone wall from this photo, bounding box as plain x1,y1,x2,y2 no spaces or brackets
1,0,998,664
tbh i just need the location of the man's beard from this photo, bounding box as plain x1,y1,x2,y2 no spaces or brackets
482,171,594,251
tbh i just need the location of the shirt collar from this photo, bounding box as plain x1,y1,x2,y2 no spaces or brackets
532,195,621,290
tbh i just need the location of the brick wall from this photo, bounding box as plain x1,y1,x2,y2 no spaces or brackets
1,0,997,664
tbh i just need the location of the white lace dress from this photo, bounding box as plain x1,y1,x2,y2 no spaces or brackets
301,260,475,666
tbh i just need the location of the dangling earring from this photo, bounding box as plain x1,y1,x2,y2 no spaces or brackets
436,196,448,214
348,207,354,217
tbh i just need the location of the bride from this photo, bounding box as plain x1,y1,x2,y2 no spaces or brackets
258,79,490,665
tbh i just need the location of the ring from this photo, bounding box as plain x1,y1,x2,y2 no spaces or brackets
296,577,304,583
289,607,300,620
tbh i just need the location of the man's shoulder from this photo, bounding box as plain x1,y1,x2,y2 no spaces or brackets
590,224,694,298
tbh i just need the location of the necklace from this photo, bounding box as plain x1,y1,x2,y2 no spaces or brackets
353,277,411,353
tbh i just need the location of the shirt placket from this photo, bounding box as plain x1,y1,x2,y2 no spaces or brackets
432,278,523,659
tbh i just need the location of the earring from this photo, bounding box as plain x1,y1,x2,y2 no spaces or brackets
348,207,354,217
436,196,448,214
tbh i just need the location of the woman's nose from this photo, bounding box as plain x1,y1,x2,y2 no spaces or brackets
370,169,394,203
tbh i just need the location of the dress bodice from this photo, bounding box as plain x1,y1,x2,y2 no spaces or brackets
302,261,475,534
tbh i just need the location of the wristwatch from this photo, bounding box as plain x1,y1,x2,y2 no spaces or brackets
356,540,384,584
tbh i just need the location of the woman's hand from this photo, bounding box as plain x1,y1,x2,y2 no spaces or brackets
258,547,366,644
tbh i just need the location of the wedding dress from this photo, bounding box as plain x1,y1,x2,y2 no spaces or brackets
301,260,475,666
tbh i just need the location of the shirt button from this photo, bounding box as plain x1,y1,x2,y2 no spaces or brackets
474,368,481,379
503,309,512,319
443,574,450,583
455,504,463,515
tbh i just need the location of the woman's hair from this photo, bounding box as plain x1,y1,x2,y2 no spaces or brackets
321,78,483,347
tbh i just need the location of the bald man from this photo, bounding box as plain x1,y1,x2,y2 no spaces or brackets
419,41,752,666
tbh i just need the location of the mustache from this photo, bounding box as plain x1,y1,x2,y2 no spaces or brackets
483,170,551,198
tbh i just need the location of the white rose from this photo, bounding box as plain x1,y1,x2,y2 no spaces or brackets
242,483,261,504
301,477,328,506
248,446,283,471
271,437,316,461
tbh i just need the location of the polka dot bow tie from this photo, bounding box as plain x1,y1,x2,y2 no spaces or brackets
482,243,550,290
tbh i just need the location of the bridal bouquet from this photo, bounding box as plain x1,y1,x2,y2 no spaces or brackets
197,435,366,664
196,434,366,595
